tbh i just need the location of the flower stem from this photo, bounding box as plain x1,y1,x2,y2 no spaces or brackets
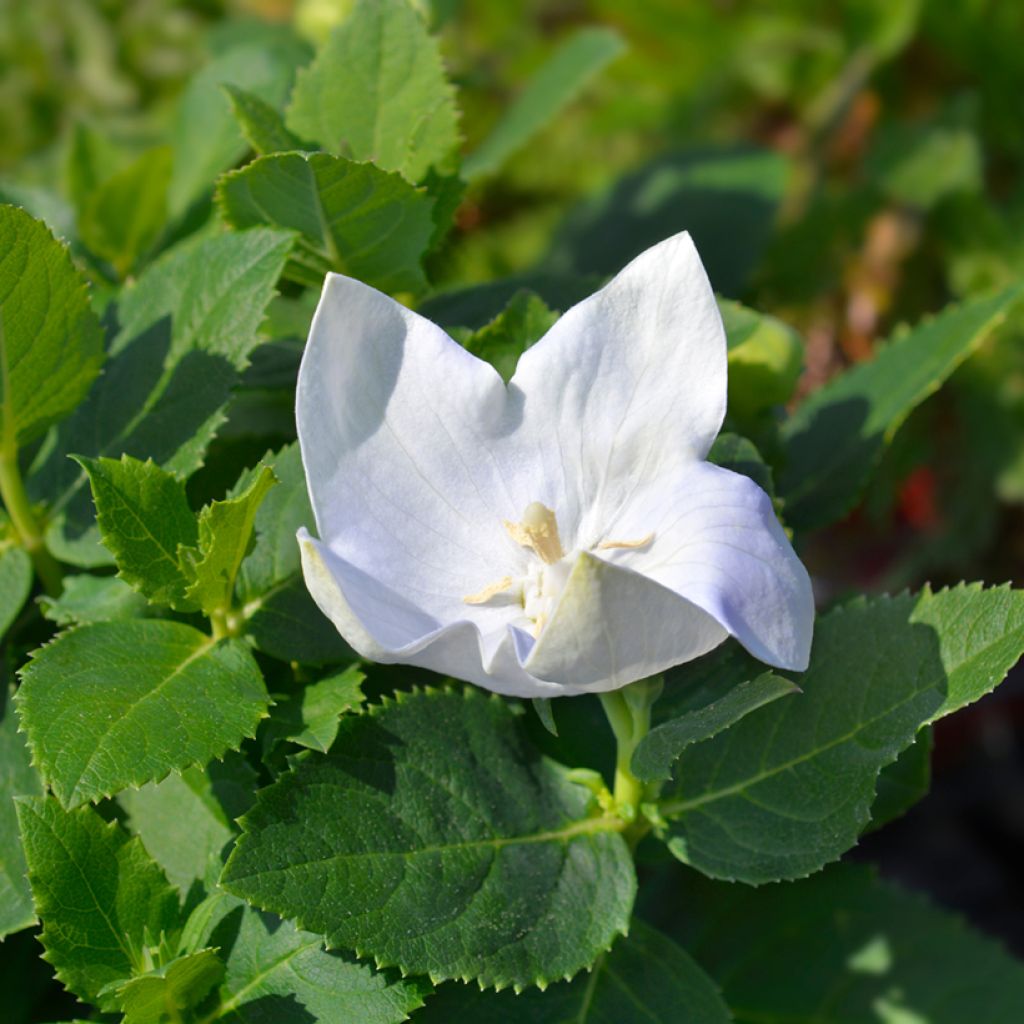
0,445,62,596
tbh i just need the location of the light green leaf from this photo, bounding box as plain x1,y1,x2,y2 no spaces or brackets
183,890,430,1023
182,465,277,616
677,863,1024,1024
453,290,559,383
0,683,42,938
39,573,149,627
415,919,731,1023
78,146,172,277
463,27,625,181
633,673,800,782
16,620,269,808
267,666,366,754
779,287,1023,530
222,688,635,990
869,726,933,831
659,584,1024,883
218,151,435,293
76,455,198,610
15,796,180,1011
29,227,293,567
223,84,303,156
286,0,458,182
0,543,31,639
113,948,224,1024
707,433,775,499
0,204,103,448
168,36,311,218
120,755,257,896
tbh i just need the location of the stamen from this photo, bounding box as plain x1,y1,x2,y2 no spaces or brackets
463,576,516,605
503,501,564,565
597,532,655,551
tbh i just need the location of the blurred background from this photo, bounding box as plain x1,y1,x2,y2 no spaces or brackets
3,0,1022,981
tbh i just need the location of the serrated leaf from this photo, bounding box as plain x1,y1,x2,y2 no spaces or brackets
0,683,42,938
182,465,277,616
416,919,730,1023
39,573,149,627
183,890,430,1023
76,455,198,609
868,726,933,831
266,666,366,754
463,27,625,181
113,948,224,1024
0,204,103,448
658,584,1024,883
222,688,635,990
120,755,257,895
779,287,1023,530
78,147,171,278
0,543,31,639
286,0,458,182
632,672,799,782
16,620,269,808
29,227,292,567
218,151,435,293
15,796,180,1011
223,84,303,156
168,36,311,218
707,433,775,499
675,863,1024,1023
453,290,559,383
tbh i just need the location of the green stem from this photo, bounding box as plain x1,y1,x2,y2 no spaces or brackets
0,446,62,596
209,606,243,641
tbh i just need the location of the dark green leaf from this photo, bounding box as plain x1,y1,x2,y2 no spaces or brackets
39,573,149,627
286,0,458,182
267,666,366,754
463,27,625,181
224,84,303,156
15,796,180,1011
0,543,32,639
218,151,435,293
0,204,103,447
707,433,775,499
415,919,730,1023
76,455,198,609
17,620,269,808
0,683,42,938
779,287,1023,530
222,688,635,989
869,726,933,831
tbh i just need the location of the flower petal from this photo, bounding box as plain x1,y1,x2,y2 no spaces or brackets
523,552,728,691
599,461,814,670
510,231,727,547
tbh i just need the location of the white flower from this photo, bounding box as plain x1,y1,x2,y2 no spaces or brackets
296,232,813,698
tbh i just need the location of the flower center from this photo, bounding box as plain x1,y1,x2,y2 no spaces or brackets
463,502,654,639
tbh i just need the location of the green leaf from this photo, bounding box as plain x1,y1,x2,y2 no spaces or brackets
168,36,311,218
0,683,42,938
779,287,1023,530
463,27,625,181
16,620,269,808
659,584,1024,883
707,433,775,499
120,756,257,895
720,298,804,416
29,227,292,567
182,465,277,616
15,796,180,1011
0,205,103,448
632,672,799,782
869,726,933,831
78,147,172,278
223,84,303,156
454,290,559,383
39,573,149,627
222,688,635,989
0,543,31,639
286,0,458,182
218,151,435,293
676,863,1024,1023
267,666,365,754
113,948,224,1024
76,455,198,609
182,890,430,1023
415,919,731,1023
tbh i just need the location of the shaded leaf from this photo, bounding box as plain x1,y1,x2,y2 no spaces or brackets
869,726,933,831
266,666,365,754
0,543,32,640
707,433,775,499
39,573,149,627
